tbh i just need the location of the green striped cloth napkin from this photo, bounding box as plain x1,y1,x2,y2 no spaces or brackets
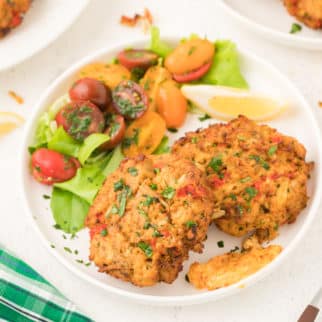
0,245,92,322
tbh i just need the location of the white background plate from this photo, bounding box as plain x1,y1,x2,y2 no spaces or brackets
0,0,89,71
219,0,322,50
21,37,322,305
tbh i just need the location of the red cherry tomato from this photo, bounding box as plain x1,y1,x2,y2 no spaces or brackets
117,49,158,70
172,61,212,83
69,77,112,111
31,148,79,185
112,80,148,120
55,101,105,141
100,114,126,150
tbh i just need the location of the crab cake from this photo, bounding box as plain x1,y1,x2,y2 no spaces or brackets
86,154,215,287
172,116,312,242
0,0,31,38
283,0,322,29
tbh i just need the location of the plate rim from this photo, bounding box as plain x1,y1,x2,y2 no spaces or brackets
20,36,322,305
218,0,322,50
0,0,90,71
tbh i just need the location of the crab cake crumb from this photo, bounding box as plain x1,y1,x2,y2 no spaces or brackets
187,236,282,290
172,115,312,242
86,154,215,287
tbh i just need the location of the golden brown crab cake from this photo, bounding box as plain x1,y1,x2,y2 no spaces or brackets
172,116,312,242
187,236,282,290
283,0,322,29
86,154,215,286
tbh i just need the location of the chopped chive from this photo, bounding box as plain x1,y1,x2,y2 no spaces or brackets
198,114,211,121
186,220,197,228
217,240,224,248
128,167,138,177
268,145,278,156
167,128,178,133
150,183,157,190
138,241,153,258
42,194,51,199
63,247,72,254
162,187,176,199
290,23,302,34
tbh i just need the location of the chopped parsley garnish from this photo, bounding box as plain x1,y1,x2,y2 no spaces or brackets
268,145,278,156
188,46,197,56
153,168,160,175
50,244,55,249
229,193,237,201
150,183,157,190
186,220,197,229
152,229,163,237
167,127,178,133
100,228,108,237
128,167,138,177
162,187,176,199
290,23,302,34
143,195,158,206
198,114,211,121
245,186,258,201
208,155,223,175
63,247,72,254
138,241,153,258
114,179,124,191
53,224,61,230
240,176,251,183
217,240,224,248
76,259,84,264
42,194,50,199
138,208,149,220
191,137,198,144
249,155,270,170
143,222,151,229
117,186,131,217
123,128,140,148
110,205,119,214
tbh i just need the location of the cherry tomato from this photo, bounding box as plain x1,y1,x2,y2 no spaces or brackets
100,114,126,150
165,38,215,82
55,101,105,141
78,63,131,89
172,61,212,83
31,148,79,185
69,77,112,110
156,80,187,128
112,80,148,120
122,111,166,157
117,49,158,70
139,66,172,111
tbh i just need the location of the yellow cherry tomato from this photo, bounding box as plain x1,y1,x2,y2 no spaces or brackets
122,111,166,157
139,66,172,111
165,38,215,75
156,80,187,128
78,63,131,89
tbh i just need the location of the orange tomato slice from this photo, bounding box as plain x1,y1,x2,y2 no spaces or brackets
122,111,166,157
78,63,131,89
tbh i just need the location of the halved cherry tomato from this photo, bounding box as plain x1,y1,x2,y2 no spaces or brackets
165,38,215,82
112,80,148,119
156,80,187,128
117,49,159,70
100,114,126,150
69,77,112,111
31,148,79,185
139,66,172,111
78,63,131,89
122,111,166,157
172,61,212,83
55,101,105,141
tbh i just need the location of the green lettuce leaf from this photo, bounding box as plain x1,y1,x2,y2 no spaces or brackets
200,40,248,89
149,26,173,58
78,133,110,165
51,188,90,234
47,127,81,158
153,136,170,154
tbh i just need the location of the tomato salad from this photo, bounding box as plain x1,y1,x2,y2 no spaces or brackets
28,27,248,234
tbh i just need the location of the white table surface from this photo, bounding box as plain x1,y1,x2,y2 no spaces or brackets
1,1,322,321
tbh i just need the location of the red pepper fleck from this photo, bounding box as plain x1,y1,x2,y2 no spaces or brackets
10,13,22,28
177,184,206,198
161,230,170,237
271,136,282,144
211,176,225,188
270,173,280,180
153,162,164,169
150,238,157,248
89,224,107,239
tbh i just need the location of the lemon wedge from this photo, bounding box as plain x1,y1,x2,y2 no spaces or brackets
181,85,287,121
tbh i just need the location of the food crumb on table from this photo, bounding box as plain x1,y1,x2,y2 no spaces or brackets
8,90,24,104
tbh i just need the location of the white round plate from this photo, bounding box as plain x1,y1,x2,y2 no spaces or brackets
0,0,89,71
20,37,322,305
219,0,322,50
